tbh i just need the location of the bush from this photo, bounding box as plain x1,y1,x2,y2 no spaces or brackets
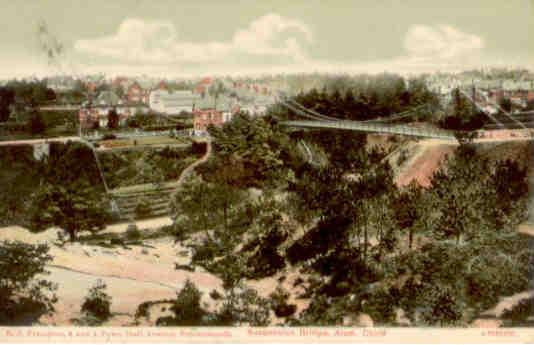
269,286,297,318
501,297,534,325
125,224,141,240
81,279,112,322
102,133,116,140
110,238,124,246
135,199,152,219
157,280,207,326
191,141,207,155
0,241,57,325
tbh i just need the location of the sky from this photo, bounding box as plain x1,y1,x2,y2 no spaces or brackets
0,0,533,78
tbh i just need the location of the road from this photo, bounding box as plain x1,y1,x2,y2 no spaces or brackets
0,136,81,146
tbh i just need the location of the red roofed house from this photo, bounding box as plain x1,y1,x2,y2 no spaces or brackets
194,77,214,95
156,80,168,91
127,81,144,103
193,109,224,134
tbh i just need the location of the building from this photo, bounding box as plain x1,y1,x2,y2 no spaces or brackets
149,90,199,115
79,90,150,130
194,77,214,95
127,82,144,103
192,95,239,134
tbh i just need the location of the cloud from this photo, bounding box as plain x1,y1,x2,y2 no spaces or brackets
403,24,484,60
74,14,312,64
69,20,503,77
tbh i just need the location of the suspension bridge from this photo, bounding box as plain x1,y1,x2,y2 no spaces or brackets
275,91,534,143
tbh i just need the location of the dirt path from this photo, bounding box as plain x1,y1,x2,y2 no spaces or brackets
517,223,534,237
390,139,457,188
0,136,81,146
176,138,212,185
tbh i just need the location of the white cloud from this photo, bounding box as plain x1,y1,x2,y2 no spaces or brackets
74,14,312,64
68,20,515,78
403,24,484,60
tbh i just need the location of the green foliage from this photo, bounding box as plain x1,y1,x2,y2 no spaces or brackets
27,111,46,134
440,88,486,130
158,280,206,326
31,182,109,240
296,295,350,326
285,74,437,122
107,108,119,129
99,146,200,189
134,199,152,219
157,280,270,327
0,241,57,325
125,224,141,240
269,286,297,318
240,196,291,278
501,297,534,326
293,142,530,326
171,173,245,236
207,113,291,188
214,286,270,326
0,87,15,122
2,80,56,106
81,279,112,322
0,146,40,226
418,285,465,326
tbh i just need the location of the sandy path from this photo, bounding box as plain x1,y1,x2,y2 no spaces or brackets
517,223,534,237
393,139,457,188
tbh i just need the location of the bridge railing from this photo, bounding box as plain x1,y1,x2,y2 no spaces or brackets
280,120,456,140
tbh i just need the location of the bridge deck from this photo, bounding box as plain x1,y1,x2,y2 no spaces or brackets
280,120,457,140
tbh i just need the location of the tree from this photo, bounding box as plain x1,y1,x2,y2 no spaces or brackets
157,279,270,326
208,81,227,108
107,108,119,129
0,241,57,325
28,111,46,134
499,97,512,113
429,146,495,244
31,182,109,241
0,87,15,122
81,279,112,323
134,198,152,219
171,173,244,237
158,279,207,326
207,113,288,188
395,182,423,250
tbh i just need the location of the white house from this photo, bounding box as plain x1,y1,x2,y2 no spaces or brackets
149,90,200,115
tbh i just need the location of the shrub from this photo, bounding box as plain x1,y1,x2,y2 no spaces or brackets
157,280,207,326
110,238,124,246
501,297,534,325
102,133,116,140
135,199,152,219
125,224,141,240
396,150,409,167
0,241,57,325
81,279,112,322
210,289,223,300
269,286,297,318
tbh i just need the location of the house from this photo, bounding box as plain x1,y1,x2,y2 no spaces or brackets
194,77,214,95
79,90,150,130
192,95,238,134
95,91,121,106
149,90,199,114
127,82,144,103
